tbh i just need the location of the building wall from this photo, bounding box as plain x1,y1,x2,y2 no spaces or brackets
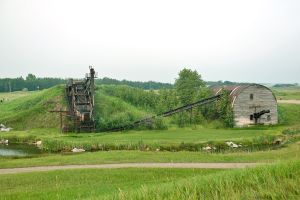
233,85,278,127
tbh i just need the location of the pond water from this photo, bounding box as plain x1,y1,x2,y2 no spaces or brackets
0,143,42,157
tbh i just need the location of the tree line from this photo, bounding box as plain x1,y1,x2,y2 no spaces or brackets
0,74,66,92
96,77,173,90
0,74,173,92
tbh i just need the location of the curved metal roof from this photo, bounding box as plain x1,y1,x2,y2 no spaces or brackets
213,84,276,99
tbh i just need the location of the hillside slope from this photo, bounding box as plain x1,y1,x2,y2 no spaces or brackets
0,85,66,130
0,85,153,131
94,88,154,131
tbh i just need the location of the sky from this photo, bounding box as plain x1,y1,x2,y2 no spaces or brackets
0,0,299,84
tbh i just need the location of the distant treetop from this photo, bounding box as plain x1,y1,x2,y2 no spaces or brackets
96,77,173,90
273,83,298,88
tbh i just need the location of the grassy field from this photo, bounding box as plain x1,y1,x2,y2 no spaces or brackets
0,142,299,169
0,161,299,199
0,101,299,153
278,103,300,125
0,91,38,101
116,160,300,200
0,125,287,152
272,86,300,100
0,86,300,199
0,87,299,156
0,168,222,200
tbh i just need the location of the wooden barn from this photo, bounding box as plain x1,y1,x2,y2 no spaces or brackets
215,84,278,127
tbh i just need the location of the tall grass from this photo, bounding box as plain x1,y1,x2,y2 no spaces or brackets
0,168,220,200
39,134,288,153
94,92,153,131
115,160,300,200
99,84,159,112
278,104,300,125
1,126,291,152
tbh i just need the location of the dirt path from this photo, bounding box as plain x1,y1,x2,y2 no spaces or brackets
0,163,263,175
277,100,300,104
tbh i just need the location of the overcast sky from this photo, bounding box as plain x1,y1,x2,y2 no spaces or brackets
0,0,299,83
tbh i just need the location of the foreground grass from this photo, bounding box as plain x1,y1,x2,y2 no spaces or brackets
0,168,221,200
0,142,299,169
0,161,299,200
116,160,300,200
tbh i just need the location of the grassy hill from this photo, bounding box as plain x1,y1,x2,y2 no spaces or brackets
0,85,66,130
1,84,300,132
94,90,153,131
0,84,154,131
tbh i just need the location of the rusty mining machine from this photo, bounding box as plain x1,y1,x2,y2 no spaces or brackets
66,66,97,132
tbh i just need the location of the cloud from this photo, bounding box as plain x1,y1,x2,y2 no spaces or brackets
0,0,299,83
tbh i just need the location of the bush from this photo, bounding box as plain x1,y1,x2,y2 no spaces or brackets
153,117,168,130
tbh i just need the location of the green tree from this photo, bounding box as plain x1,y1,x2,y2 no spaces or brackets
26,74,36,81
173,68,208,127
157,88,178,113
175,68,206,105
215,90,234,127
